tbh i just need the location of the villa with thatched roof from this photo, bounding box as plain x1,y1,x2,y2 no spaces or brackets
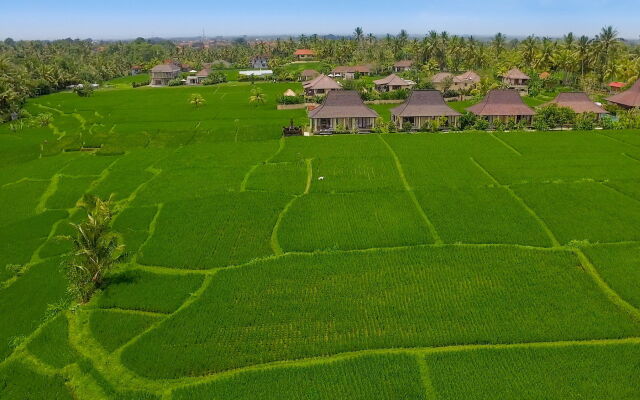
501,68,530,91
456,71,481,86
391,90,461,130
468,89,535,124
331,65,372,80
432,71,481,92
607,79,640,109
548,92,609,119
308,91,378,133
303,74,342,96
393,60,414,72
151,63,181,86
373,74,414,92
300,69,320,81
294,49,316,60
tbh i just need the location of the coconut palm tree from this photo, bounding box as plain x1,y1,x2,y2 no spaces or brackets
354,27,364,42
189,93,206,108
249,87,266,105
492,33,507,58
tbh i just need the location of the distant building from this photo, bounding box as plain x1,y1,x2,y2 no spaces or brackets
456,71,481,87
391,90,461,130
294,49,316,60
431,72,463,92
150,63,181,86
607,79,640,109
130,65,142,76
186,68,211,85
467,89,535,124
331,65,372,80
393,60,414,72
608,81,627,92
547,92,609,119
373,74,414,92
300,69,320,81
250,56,269,69
303,74,342,96
308,91,379,133
501,68,530,91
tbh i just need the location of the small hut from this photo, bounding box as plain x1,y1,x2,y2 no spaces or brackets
391,90,461,130
501,68,530,91
303,74,342,96
283,89,297,97
393,60,414,72
300,69,320,81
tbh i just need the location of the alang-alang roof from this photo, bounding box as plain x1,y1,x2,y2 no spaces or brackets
548,92,609,114
392,90,461,117
309,91,378,119
467,90,535,116
373,74,413,87
607,79,640,108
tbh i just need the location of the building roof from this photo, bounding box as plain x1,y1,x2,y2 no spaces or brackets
332,65,371,74
283,89,297,97
548,92,609,114
303,74,342,90
467,90,535,116
294,49,316,56
373,74,413,87
456,70,481,83
431,72,462,84
539,72,551,80
301,69,320,78
608,81,627,89
607,79,640,108
394,60,414,68
391,90,462,118
309,91,378,119
151,63,181,73
502,68,530,80
131,65,142,69
196,68,211,77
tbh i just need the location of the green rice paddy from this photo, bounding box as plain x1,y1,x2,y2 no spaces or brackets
0,80,639,399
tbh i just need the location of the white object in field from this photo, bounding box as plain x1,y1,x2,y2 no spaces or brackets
318,176,325,181
239,70,273,77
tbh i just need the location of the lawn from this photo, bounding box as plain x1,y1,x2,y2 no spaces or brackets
0,81,639,398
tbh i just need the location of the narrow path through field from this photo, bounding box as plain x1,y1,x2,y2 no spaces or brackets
379,135,443,245
489,133,522,156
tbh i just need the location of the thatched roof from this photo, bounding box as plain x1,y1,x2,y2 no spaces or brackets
309,91,378,119
196,68,211,77
431,72,462,84
151,63,180,73
373,74,413,87
467,90,535,116
394,60,414,68
548,92,609,114
301,69,320,78
332,65,371,74
607,79,640,108
502,68,530,80
303,74,342,90
283,89,297,97
456,71,481,83
391,90,461,118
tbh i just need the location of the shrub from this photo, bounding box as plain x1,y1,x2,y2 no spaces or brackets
600,115,616,130
493,119,506,132
131,80,150,88
575,112,597,130
387,120,398,133
459,112,477,130
167,78,183,86
401,121,414,133
443,89,459,99
534,104,576,130
277,95,305,105
473,117,489,130
73,84,94,97
202,72,227,85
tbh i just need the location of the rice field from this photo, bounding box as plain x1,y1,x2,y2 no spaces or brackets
1,81,639,398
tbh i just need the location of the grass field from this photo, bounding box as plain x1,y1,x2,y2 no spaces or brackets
1,80,639,398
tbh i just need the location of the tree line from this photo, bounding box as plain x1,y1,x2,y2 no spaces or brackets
1,27,639,121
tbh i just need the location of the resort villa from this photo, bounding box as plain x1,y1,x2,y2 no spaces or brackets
294,49,316,60
373,74,414,92
501,68,530,92
303,74,342,96
130,65,142,75
330,65,372,80
393,60,414,72
468,89,535,124
186,68,211,85
250,56,269,69
607,79,640,109
300,69,320,81
150,63,181,86
431,71,480,92
391,90,461,130
308,91,378,133
548,92,609,119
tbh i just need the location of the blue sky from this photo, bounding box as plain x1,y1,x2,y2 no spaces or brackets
2,0,639,40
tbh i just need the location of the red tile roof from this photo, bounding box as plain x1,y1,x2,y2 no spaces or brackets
607,79,640,108
608,82,626,89
294,49,316,56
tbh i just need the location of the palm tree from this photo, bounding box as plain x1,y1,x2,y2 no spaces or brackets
63,195,127,303
189,93,206,108
594,26,621,81
577,35,592,78
354,27,364,42
492,33,507,58
249,87,266,105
